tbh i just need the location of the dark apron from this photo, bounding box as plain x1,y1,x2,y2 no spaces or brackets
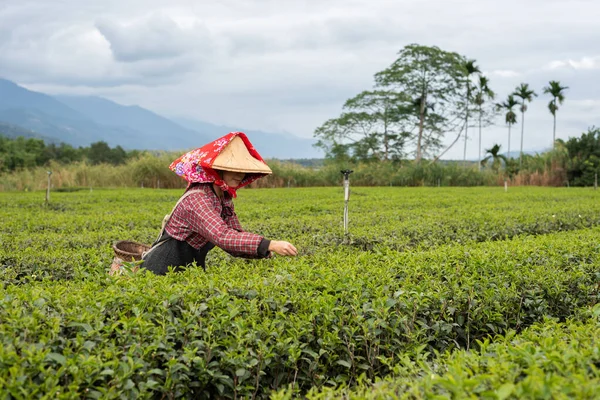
141,231,215,275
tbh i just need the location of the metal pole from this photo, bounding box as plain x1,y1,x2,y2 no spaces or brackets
46,171,52,204
341,169,353,237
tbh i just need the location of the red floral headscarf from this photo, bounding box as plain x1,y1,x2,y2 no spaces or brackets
169,132,270,197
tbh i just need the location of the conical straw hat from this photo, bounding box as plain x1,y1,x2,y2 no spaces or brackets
212,135,272,174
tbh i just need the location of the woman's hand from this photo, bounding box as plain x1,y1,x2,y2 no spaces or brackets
268,240,298,257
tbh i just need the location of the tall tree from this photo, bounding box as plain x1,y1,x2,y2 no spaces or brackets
496,95,519,159
473,76,495,170
542,80,568,149
462,59,481,164
374,44,466,162
513,83,537,167
481,144,508,173
314,90,412,161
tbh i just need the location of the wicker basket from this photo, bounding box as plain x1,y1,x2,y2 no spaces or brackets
110,240,151,275
113,240,151,261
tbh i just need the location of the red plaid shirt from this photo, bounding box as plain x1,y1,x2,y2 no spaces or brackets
165,183,268,257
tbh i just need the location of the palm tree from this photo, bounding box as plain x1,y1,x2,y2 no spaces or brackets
513,83,537,167
542,81,568,149
496,95,519,159
462,59,481,165
481,144,508,173
473,76,495,170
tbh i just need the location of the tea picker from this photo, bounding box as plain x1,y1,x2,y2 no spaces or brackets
110,132,298,276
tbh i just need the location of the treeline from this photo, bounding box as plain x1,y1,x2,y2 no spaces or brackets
0,128,598,191
0,136,143,172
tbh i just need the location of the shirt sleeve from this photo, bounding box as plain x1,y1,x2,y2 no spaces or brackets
180,191,264,256
222,198,271,259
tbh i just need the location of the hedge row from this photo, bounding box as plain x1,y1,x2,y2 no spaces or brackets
1,187,600,282
293,310,600,399
1,227,599,398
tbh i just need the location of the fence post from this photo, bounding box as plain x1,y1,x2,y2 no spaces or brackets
46,171,52,204
341,169,354,238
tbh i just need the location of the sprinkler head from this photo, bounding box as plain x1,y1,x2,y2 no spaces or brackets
340,169,354,179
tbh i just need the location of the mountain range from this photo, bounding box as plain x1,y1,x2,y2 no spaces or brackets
0,78,321,159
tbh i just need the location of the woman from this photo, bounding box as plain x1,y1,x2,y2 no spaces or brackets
141,132,297,275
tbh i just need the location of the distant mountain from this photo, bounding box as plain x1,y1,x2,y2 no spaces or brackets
0,78,323,158
0,121,60,143
54,95,212,149
0,79,85,121
0,78,148,148
173,117,320,159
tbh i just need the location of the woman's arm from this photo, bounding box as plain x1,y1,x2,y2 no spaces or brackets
222,201,297,258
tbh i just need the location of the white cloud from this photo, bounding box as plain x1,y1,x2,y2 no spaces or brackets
545,56,600,71
1,0,599,158
96,13,211,63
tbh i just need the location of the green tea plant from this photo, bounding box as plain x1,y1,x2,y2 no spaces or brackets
291,308,600,399
0,187,599,398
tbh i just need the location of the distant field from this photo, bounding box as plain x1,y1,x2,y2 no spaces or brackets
1,187,599,398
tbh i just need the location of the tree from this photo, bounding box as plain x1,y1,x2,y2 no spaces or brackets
374,44,466,162
481,144,508,173
461,59,481,164
542,81,568,149
496,95,519,159
473,76,495,170
562,126,600,186
513,83,537,167
314,90,412,162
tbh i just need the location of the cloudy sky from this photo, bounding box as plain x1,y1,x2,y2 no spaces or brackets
1,0,598,159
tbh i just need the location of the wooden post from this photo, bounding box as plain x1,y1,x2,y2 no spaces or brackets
46,171,52,204
504,179,508,192
341,169,353,237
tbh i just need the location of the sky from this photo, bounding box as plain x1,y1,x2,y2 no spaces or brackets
1,0,599,160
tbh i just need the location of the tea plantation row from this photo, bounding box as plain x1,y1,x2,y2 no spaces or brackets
1,227,599,398
278,311,600,399
0,187,599,398
1,187,599,283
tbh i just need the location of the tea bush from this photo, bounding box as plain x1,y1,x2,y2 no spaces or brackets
292,309,600,399
0,187,599,398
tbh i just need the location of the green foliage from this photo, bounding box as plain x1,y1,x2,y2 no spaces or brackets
481,144,508,173
0,187,599,398
295,315,600,399
543,80,568,117
86,141,128,166
561,127,600,186
314,91,413,162
374,44,468,162
315,44,470,163
0,135,139,173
